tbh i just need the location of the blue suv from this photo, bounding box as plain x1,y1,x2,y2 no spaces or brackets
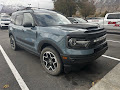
9,9,108,75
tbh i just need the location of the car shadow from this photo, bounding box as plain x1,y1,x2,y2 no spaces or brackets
9,48,119,89
59,59,118,89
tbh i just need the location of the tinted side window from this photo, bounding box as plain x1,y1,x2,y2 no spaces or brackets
107,14,120,19
23,13,34,26
15,15,23,25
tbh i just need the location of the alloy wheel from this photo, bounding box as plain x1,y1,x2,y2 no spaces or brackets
43,51,58,71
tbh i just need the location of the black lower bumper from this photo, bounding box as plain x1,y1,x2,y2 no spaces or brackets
61,42,108,67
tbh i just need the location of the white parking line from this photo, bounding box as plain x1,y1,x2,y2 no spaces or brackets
102,55,120,62
107,40,120,43
0,45,29,90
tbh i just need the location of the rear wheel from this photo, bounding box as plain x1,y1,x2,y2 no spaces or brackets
10,35,18,51
40,47,63,76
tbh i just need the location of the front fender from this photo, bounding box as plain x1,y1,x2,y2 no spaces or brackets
37,39,63,54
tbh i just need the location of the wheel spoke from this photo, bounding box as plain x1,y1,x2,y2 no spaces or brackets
10,36,15,49
49,53,54,59
48,66,54,71
53,62,57,68
43,53,48,58
47,53,51,58
43,60,48,66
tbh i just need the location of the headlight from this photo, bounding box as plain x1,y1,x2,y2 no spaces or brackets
68,37,90,48
68,38,77,46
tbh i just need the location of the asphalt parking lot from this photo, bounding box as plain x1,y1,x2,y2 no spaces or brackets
0,28,120,90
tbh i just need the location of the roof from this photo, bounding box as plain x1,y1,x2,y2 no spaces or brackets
12,8,56,16
106,12,120,14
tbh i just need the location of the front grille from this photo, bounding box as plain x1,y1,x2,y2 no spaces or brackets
94,43,107,52
82,30,107,49
67,29,107,49
87,35,106,48
5,23,9,25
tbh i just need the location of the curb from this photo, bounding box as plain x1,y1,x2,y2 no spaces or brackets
90,63,120,90
106,29,120,35
107,31,120,35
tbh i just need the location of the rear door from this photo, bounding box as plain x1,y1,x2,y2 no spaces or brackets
11,14,24,43
104,14,120,29
22,13,37,51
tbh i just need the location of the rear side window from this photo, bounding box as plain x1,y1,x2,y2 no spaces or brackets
15,15,23,25
23,13,34,26
11,15,16,24
107,14,120,19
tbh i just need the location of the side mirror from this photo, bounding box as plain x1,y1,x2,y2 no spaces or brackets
23,22,34,27
73,21,78,24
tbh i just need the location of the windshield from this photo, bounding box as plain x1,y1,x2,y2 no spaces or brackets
35,12,71,26
75,18,87,23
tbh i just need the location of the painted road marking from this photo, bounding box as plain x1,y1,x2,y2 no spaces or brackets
107,40,120,43
90,55,120,90
0,45,29,90
102,55,120,62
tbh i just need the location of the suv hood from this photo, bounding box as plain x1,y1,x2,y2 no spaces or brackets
58,23,99,32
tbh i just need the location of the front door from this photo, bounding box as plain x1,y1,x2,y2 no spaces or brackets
22,13,37,51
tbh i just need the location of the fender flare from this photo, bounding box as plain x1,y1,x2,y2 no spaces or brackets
37,40,63,54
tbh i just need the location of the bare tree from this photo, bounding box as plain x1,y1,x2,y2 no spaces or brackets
77,0,96,18
54,0,76,17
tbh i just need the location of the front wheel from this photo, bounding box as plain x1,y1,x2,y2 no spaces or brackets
40,47,63,76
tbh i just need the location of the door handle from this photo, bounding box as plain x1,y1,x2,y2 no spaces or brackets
22,29,24,32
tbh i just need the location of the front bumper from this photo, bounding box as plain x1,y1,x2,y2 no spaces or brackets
61,42,108,66
1,24,9,27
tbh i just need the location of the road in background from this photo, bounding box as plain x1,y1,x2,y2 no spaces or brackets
0,29,120,90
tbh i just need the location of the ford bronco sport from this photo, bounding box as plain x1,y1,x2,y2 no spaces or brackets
9,9,108,75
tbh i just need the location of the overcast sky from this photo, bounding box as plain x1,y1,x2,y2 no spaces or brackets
0,0,54,9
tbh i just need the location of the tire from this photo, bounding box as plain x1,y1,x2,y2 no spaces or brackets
10,35,18,51
40,46,63,76
0,26,2,29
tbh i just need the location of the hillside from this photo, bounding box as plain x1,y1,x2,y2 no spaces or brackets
0,4,25,14
92,0,120,13
1,0,120,14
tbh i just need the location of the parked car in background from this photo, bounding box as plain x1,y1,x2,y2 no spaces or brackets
68,17,88,24
87,17,104,25
9,8,108,75
102,12,120,29
0,15,11,28
68,17,100,27
87,12,120,29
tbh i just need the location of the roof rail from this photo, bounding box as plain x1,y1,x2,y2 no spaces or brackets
16,7,54,12
16,7,34,12
23,7,54,11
